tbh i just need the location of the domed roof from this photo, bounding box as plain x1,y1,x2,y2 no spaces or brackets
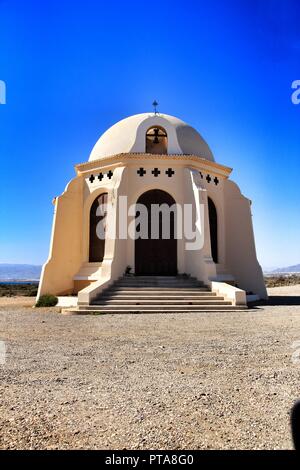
89,113,214,162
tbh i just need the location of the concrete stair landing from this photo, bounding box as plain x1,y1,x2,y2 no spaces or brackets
64,275,248,314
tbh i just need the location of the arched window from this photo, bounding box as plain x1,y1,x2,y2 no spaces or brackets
146,126,168,154
89,193,108,262
208,197,218,264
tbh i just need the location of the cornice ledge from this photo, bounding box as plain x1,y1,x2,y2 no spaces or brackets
75,153,232,177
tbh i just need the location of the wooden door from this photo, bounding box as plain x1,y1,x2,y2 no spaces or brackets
135,189,177,275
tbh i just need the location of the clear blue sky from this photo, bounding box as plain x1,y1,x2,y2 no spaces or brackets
0,0,299,269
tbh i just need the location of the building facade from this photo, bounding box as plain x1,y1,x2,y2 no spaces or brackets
38,112,267,306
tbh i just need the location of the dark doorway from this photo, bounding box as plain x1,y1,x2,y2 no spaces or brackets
135,189,177,275
208,197,218,263
89,193,108,262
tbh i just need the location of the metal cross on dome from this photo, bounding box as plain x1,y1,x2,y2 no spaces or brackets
152,100,159,115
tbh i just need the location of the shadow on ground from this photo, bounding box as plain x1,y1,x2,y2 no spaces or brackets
267,296,300,306
249,296,300,308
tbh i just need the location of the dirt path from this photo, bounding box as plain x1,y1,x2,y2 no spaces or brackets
0,287,299,449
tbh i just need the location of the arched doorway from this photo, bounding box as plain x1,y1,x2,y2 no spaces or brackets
135,189,177,275
208,197,218,264
89,193,108,262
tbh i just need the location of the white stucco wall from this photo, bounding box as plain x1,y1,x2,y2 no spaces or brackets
38,153,267,302
223,180,267,299
38,176,83,297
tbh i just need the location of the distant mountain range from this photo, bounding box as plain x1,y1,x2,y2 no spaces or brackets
269,264,300,274
0,264,42,281
0,262,299,281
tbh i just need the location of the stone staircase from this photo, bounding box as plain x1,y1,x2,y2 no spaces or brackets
68,275,248,314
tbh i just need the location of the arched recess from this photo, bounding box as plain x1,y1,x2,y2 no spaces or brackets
208,197,218,264
89,193,108,262
145,126,168,154
135,189,177,275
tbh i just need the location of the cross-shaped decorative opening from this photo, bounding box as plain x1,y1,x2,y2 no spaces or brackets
107,170,113,179
165,168,175,177
214,177,219,186
137,168,146,177
98,172,104,181
152,168,161,177
206,174,212,183
89,174,95,183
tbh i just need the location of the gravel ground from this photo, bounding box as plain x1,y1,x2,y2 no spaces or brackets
1,286,300,450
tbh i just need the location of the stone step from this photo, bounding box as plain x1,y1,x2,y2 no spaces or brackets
115,282,204,287
117,278,202,282
122,276,180,280
121,278,201,283
103,290,211,296
92,297,225,305
62,306,248,315
73,304,246,313
98,294,219,300
117,278,203,285
116,276,201,282
88,275,238,314
107,286,211,292
87,302,232,310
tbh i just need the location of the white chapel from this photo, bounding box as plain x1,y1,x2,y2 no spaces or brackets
38,110,267,312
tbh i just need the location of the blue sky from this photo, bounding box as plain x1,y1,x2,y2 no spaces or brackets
0,0,299,269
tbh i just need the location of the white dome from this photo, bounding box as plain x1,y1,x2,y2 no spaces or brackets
89,113,214,162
